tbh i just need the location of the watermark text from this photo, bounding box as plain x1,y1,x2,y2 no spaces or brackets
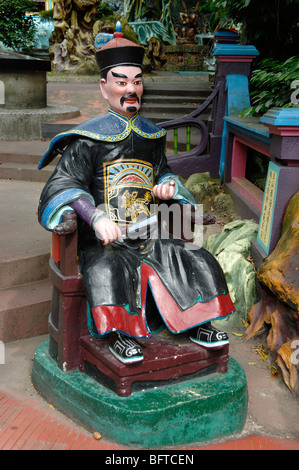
291,340,299,365
95,202,203,250
0,340,5,364
291,80,299,105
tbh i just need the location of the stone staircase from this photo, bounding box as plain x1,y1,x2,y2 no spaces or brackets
0,252,52,342
142,81,212,123
0,141,57,183
143,81,212,153
0,178,52,342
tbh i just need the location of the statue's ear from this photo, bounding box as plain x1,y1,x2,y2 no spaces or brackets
100,78,108,100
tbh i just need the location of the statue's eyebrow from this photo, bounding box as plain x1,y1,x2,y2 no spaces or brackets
112,72,128,78
111,72,143,79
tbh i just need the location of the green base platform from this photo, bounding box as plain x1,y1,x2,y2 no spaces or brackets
32,339,248,448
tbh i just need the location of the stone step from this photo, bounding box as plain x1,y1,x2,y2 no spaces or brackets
0,252,50,289
0,278,51,342
0,162,54,182
141,102,201,115
142,94,205,105
0,179,52,286
143,81,212,97
145,110,210,123
0,104,80,140
142,84,211,119
0,153,42,165
0,152,59,166
0,140,49,160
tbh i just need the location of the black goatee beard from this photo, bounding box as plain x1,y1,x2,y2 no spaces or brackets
126,106,137,113
120,93,140,114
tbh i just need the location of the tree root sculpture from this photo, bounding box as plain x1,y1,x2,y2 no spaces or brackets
246,287,299,396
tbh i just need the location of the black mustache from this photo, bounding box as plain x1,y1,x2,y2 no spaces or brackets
120,94,140,107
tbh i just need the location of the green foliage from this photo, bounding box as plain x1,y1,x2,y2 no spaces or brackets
0,0,38,52
199,0,252,31
94,2,115,22
202,0,299,61
242,56,299,116
245,149,268,191
39,8,53,21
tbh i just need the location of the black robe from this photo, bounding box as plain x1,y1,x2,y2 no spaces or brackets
38,110,234,338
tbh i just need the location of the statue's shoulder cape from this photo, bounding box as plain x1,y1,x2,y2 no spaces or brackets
38,111,166,169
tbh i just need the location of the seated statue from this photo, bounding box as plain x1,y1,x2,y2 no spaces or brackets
38,27,234,365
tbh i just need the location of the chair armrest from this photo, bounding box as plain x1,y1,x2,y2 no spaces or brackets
53,211,78,236
51,211,79,277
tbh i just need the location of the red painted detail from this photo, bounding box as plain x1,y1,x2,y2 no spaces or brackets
140,262,235,333
266,125,299,136
51,234,60,264
92,262,235,337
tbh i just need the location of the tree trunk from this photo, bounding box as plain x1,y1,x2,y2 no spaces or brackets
246,286,299,395
277,338,299,397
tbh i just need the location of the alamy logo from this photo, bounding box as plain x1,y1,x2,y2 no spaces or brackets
0,340,5,364
95,201,204,250
291,80,299,105
291,340,299,365
0,80,4,105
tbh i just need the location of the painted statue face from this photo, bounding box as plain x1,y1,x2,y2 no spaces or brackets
100,66,143,118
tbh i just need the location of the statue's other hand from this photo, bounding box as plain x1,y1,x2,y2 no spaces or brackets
153,180,176,200
94,217,122,245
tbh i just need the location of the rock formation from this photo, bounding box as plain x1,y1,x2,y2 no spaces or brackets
49,0,100,74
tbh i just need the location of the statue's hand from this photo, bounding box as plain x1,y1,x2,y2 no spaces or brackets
153,180,176,200
94,217,122,245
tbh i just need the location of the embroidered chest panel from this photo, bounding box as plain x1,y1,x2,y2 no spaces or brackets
103,159,157,228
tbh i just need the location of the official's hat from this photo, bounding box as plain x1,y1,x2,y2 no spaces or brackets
95,22,144,73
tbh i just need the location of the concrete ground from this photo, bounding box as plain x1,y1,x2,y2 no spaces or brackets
0,72,299,450
1,329,299,449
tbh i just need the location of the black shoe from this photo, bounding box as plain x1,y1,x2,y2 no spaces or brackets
109,332,144,364
189,322,229,348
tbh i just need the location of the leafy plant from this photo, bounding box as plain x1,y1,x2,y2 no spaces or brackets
201,0,299,61
39,8,53,21
242,56,299,116
94,2,115,21
0,0,38,52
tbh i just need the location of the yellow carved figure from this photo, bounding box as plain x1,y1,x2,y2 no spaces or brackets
121,190,152,222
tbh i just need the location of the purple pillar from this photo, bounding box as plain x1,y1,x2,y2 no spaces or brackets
253,108,299,266
212,41,259,182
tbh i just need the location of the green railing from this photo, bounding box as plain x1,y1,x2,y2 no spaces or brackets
172,126,192,154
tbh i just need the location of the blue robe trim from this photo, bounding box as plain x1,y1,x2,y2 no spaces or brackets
41,188,93,230
38,110,167,169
